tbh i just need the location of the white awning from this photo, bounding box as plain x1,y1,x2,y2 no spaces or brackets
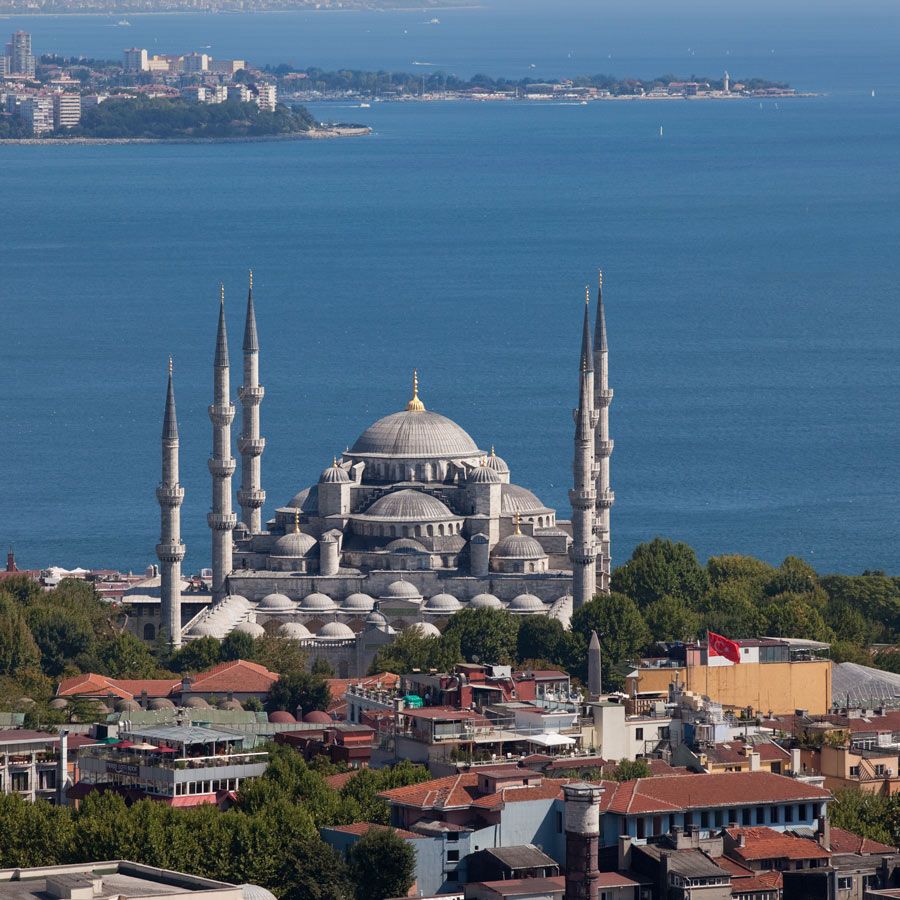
524,732,576,748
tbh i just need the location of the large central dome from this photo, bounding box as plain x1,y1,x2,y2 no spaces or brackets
350,409,480,458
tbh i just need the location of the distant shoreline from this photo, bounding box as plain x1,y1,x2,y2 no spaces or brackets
0,4,480,15
0,125,370,144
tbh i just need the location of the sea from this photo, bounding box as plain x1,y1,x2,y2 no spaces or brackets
1,0,898,575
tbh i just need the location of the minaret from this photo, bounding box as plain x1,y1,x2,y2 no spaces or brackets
237,270,266,534
570,288,598,610
593,271,614,592
157,358,185,648
588,630,602,699
208,285,237,601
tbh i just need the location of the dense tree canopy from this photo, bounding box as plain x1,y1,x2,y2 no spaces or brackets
348,827,416,900
611,538,709,608
442,607,520,665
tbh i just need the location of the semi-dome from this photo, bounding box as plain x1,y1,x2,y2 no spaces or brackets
500,483,552,515
278,621,312,639
320,459,351,483
468,463,501,484
272,529,317,558
288,485,318,512
469,593,502,609
423,593,462,612
408,621,441,638
386,538,428,553
301,592,337,612
508,593,546,613
366,608,389,628
233,620,265,637
317,621,355,641
342,592,376,611
363,489,454,521
259,592,295,611
381,580,423,600
493,532,546,559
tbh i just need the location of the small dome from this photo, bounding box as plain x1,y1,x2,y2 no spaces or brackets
363,490,455,521
468,463,501,484
233,620,265,637
366,608,388,628
182,696,211,708
301,592,337,612
269,710,297,724
241,886,278,900
386,538,428,553
469,593,502,609
217,698,243,711
48,698,68,710
382,580,423,600
486,447,509,475
508,593,546,613
408,621,441,638
148,698,175,710
320,460,351,484
116,699,141,712
304,710,333,725
278,621,312,639
342,592,376,612
189,620,222,637
317,621,355,641
273,528,317,558
259,592,295,611
493,532,546,560
500,483,551,515
222,594,251,607
288,485,318,513
424,592,461,612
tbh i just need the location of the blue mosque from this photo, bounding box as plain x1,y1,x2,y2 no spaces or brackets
151,274,614,675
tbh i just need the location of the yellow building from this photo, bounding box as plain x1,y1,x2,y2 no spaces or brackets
626,638,832,716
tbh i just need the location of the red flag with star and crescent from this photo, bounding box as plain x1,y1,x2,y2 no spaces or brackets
708,630,741,663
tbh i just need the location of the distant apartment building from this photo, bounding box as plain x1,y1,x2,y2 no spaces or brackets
208,84,228,104
209,58,245,76
0,56,9,77
52,92,81,129
81,94,108,108
0,730,72,804
181,85,207,103
123,47,148,72
256,82,276,111
227,84,250,103
19,95,53,135
183,52,209,73
146,55,171,74
5,31,35,77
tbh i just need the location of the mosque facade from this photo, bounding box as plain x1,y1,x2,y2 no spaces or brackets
155,274,614,675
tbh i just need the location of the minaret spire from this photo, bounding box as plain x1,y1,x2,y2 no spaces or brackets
157,359,185,648
208,285,237,602
570,286,599,610
593,270,614,591
238,270,266,534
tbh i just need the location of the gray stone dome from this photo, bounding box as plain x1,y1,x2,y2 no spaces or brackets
423,593,462,612
364,489,454,521
182,696,211,708
48,698,68,710
241,886,278,900
116,699,141,712
408,621,441,638
486,448,509,474
350,409,480,458
301,592,337,612
469,593,502,609
278,621,312,639
320,460,350,483
317,621,355,641
188,620,220,637
233,620,265,637
382,580,423,600
366,608,389,628
468,463,501,484
342,592,376,612
288,485,318,512
493,532,546,559
259,592,295,611
222,594,251,607
508,593,546,613
273,529,316,558
500,483,552,515
148,698,176,710
386,538,428,553
218,698,244,711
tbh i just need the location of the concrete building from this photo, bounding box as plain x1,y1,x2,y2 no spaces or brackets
183,52,209,73
123,47,148,72
0,730,71,804
19,95,53,135
209,59,245,76
5,31,35,77
227,84,250,103
255,83,276,111
52,92,81,129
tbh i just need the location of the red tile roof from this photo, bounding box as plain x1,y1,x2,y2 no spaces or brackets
731,871,783,894
706,741,790,765
468,877,565,897
724,827,831,862
325,822,425,840
829,826,897,855
379,773,481,810
326,673,400,706
56,672,178,700
188,659,279,692
324,772,355,791
0,729,59,743
471,781,568,811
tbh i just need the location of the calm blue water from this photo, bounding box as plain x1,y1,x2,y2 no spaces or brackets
2,1,899,575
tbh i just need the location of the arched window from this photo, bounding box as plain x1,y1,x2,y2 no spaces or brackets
143,623,156,641
389,525,397,538
414,525,422,537
427,524,433,537
438,524,445,536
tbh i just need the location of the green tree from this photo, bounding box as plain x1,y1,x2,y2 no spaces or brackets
699,582,766,638
369,629,460,676
609,758,651,781
220,630,256,662
0,594,40,676
26,605,95,677
267,671,330,716
94,631,163,678
571,593,651,690
829,789,894,846
339,761,429,824
441,607,520,664
763,594,834,642
765,556,819,597
872,652,900,675
517,616,568,666
252,635,309,678
706,554,775,591
167,637,221,673
277,838,351,900
829,641,871,665
643,595,701,643
611,538,709,607
347,827,416,900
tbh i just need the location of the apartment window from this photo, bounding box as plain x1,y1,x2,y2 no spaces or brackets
635,728,644,740
784,805,794,823
653,817,662,836
850,766,860,777
556,811,563,834
742,808,752,826
447,850,459,862
798,804,807,821
838,878,853,891
714,810,723,828
700,811,709,829
636,818,646,840
684,812,694,826
447,831,459,842
11,772,29,792
875,764,886,776
756,806,766,825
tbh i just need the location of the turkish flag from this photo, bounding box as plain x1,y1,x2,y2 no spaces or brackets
708,630,741,664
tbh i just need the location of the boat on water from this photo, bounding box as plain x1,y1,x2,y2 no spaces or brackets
359,102,371,108
116,19,131,26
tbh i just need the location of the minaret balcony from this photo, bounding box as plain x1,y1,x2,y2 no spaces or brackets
596,388,614,406
568,489,597,507
208,402,236,426
156,484,185,506
208,457,237,477
597,490,616,508
239,385,265,404
238,488,266,508
238,436,266,456
156,540,185,562
595,440,614,457
207,512,238,531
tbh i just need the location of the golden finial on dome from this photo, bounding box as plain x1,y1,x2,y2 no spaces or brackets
490,445,496,457
406,369,425,412
332,456,339,467
514,512,522,535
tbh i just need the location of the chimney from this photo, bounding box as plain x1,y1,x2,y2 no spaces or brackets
817,809,831,851
6,548,16,572
564,783,604,900
748,751,761,772
618,835,632,871
791,748,801,774
738,834,746,848
659,851,671,899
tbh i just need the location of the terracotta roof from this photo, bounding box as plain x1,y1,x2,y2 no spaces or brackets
400,707,490,722
724,827,831,862
326,673,400,706
189,659,279,692
731,871,783,894
594,874,642,887
380,772,481,809
605,772,831,815
56,673,179,700
0,729,59,743
325,822,425,840
324,772,355,791
471,780,568,810
829,826,897,855
706,741,790,765
468,877,565,897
